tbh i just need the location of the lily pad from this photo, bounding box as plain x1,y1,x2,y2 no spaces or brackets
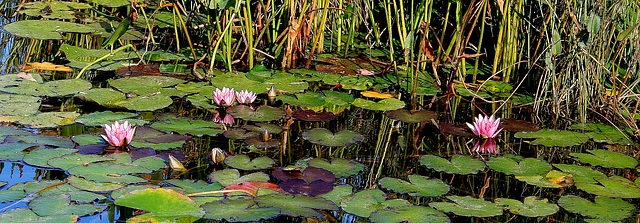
495,196,559,217
76,88,126,107
242,123,284,134
370,205,450,223
7,134,74,148
292,110,337,122
0,142,35,161
301,128,364,147
515,170,575,188
379,175,449,197
486,156,552,176
0,94,40,116
67,175,124,192
0,75,91,97
352,98,405,111
558,195,635,221
223,128,260,140
224,155,274,171
164,179,223,195
553,164,606,184
108,76,185,96
515,129,590,147
341,193,411,217
227,105,285,122
429,195,503,217
208,169,270,187
277,92,326,107
570,149,637,168
74,111,148,127
575,176,640,198
59,44,138,71
3,20,94,40
245,138,282,149
419,155,485,175
306,158,360,178
0,208,78,223
570,123,632,144
201,199,280,222
209,72,271,93
386,109,437,123
279,179,333,196
115,188,205,221
500,119,541,132
0,111,79,128
29,194,106,217
255,194,339,217
320,185,353,206
23,148,77,168
47,153,115,170
150,118,224,137
322,90,354,106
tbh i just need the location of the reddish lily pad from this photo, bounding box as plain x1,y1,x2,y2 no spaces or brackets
224,181,284,196
386,109,437,123
301,128,364,147
292,110,337,122
279,179,333,196
438,123,475,137
272,166,335,184
500,119,541,132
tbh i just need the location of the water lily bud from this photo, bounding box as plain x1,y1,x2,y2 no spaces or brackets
168,155,186,171
211,147,227,164
267,85,277,98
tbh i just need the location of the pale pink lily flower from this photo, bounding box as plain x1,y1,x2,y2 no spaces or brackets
236,90,257,104
214,113,234,125
213,87,236,107
466,114,502,138
357,69,376,76
101,121,136,147
473,138,498,153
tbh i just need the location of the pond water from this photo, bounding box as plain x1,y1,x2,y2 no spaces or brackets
0,1,639,223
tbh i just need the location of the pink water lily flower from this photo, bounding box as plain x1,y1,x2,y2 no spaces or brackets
466,114,502,138
473,138,498,153
101,121,136,147
236,90,257,104
213,87,236,107
214,113,234,125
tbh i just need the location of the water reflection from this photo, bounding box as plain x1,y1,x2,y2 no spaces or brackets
472,138,498,153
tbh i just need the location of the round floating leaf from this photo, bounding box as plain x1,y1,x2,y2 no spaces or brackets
280,179,333,196
209,72,271,94
322,90,354,106
109,76,185,96
245,138,282,148
243,123,283,134
264,73,310,93
370,205,450,223
0,208,78,223
386,109,437,123
301,128,364,147
0,142,34,161
487,157,551,176
570,123,632,144
352,98,405,111
277,92,326,107
208,169,270,187
515,129,590,147
60,44,137,71
570,150,638,168
223,128,260,140
8,134,74,148
88,0,130,7
292,110,337,122
3,20,94,40
76,88,126,107
150,118,224,137
553,164,606,184
164,179,222,195
495,196,559,217
558,195,635,221
515,170,574,188
224,155,274,171
379,175,449,197
47,153,115,170
75,111,148,127
23,148,77,168
117,94,174,111
0,188,27,204
0,126,31,136
255,194,338,217
500,118,541,132
307,158,359,178
320,185,353,206
0,94,40,116
576,176,640,198
29,194,106,217
227,105,285,122
1,111,80,128
341,194,410,217
67,176,124,192
201,199,280,222
115,188,205,220
430,195,503,217
419,155,485,175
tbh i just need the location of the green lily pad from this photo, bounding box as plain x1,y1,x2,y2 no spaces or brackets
419,155,485,175
0,208,78,223
255,194,338,217
320,185,353,206
75,111,148,127
108,76,185,96
341,194,410,217
0,111,79,129
307,158,360,178
379,175,449,197
322,90,354,106
47,153,115,170
164,179,223,195
115,188,205,220
553,164,606,184
227,105,285,122
208,169,270,187
0,142,35,161
201,199,281,222
242,123,284,134
0,188,27,204
301,128,364,147
486,156,552,176
277,92,326,107
570,150,638,168
263,73,310,93
88,0,130,7
386,109,437,123
8,134,74,148
209,72,271,93
59,44,138,71
3,20,94,40
495,196,559,217
352,98,405,111
115,94,174,111
558,195,635,221
111,185,160,200
23,148,77,168
20,1,91,19
67,175,124,192
0,94,40,116
0,126,31,136
370,205,450,223
576,176,640,198
29,194,106,217
570,123,633,144
0,76,91,97
429,195,503,217
223,128,260,140
515,170,574,188
514,129,590,147
150,118,224,137
224,155,274,171
32,183,106,203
